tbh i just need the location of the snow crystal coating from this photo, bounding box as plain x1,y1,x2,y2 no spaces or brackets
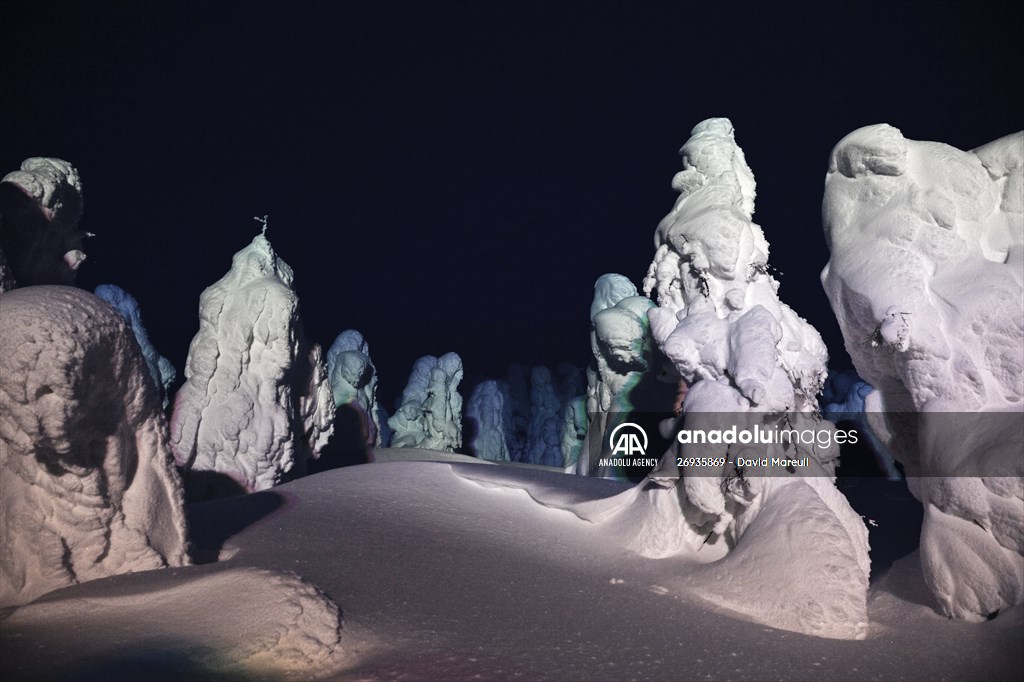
0,158,89,292
170,229,334,494
94,284,177,407
326,329,384,448
822,124,1024,620
0,286,189,607
635,118,870,637
388,353,464,451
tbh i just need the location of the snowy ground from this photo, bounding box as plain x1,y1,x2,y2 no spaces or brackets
1,454,1020,681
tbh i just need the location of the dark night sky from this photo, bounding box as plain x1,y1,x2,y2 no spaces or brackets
2,1,1021,405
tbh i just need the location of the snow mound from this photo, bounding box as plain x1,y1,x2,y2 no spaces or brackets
1,567,344,678
822,124,1024,620
453,464,867,639
388,353,464,451
0,286,188,608
0,157,89,291
170,227,334,494
94,283,177,407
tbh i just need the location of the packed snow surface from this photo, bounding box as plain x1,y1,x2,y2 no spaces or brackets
0,286,188,608
170,228,334,493
822,124,1024,620
2,460,1019,680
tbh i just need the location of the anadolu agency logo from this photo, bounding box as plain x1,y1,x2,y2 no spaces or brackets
609,422,648,455
601,422,659,470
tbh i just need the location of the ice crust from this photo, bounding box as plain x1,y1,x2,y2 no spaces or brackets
0,286,189,607
169,229,334,493
94,284,177,407
326,329,385,448
0,158,90,292
822,124,1024,620
635,118,870,637
388,353,464,451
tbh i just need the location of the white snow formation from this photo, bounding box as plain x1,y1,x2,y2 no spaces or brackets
467,365,588,467
0,286,189,607
587,274,658,414
326,329,384,448
94,284,177,407
388,353,464,451
0,158,89,292
576,273,669,476
170,227,334,493
466,379,513,461
524,366,564,467
636,118,870,638
822,124,1024,620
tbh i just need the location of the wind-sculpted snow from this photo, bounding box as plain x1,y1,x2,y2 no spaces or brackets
389,353,464,451
0,157,90,291
822,124,1024,620
633,118,869,637
170,228,334,494
0,286,188,607
94,284,176,407
326,329,384,448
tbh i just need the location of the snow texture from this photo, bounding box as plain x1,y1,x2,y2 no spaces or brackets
636,118,870,637
1,567,345,678
0,158,89,292
326,329,384,448
388,353,464,451
169,227,334,493
822,124,1024,620
0,286,189,608
94,284,177,408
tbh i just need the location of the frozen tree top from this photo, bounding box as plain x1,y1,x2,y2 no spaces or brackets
0,157,90,290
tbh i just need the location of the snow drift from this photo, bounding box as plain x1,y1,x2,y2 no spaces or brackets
0,286,189,607
822,124,1024,620
170,226,334,494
